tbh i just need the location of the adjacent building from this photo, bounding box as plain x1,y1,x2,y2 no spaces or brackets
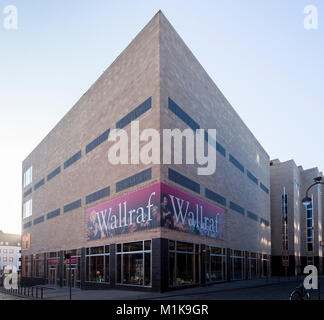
270,159,323,276
21,11,271,291
0,231,21,274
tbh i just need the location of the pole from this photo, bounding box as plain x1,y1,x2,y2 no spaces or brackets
69,258,72,300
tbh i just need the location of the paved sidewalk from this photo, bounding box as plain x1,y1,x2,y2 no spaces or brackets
34,276,305,300
0,291,27,300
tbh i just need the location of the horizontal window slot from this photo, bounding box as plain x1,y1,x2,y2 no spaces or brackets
86,129,110,154
116,97,152,129
230,201,244,215
47,167,61,182
116,169,152,193
86,187,110,205
168,168,200,194
64,150,82,169
205,188,226,207
64,199,82,213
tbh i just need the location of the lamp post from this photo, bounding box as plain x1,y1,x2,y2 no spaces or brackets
302,176,324,207
302,176,324,300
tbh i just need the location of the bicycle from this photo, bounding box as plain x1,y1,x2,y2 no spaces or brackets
289,283,310,300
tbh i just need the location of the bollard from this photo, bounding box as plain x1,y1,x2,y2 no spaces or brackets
31,287,34,297
27,287,30,296
41,287,43,299
24,287,26,295
36,287,38,299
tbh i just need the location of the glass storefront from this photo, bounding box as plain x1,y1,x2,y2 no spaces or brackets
22,243,271,289
32,254,44,278
47,252,60,286
261,254,270,277
22,255,31,277
86,246,109,283
205,246,226,282
64,249,81,287
231,250,244,280
169,240,199,287
116,240,151,287
248,252,258,279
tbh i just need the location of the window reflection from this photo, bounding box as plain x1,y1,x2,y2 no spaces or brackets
230,250,244,280
86,245,109,283
205,246,226,282
169,241,199,287
116,240,151,287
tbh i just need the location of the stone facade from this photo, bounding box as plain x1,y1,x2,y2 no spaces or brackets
270,159,323,276
21,11,271,291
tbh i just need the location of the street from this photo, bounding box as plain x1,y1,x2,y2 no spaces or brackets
0,277,323,300
154,280,322,300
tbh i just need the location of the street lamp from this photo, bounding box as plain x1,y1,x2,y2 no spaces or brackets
302,176,324,300
302,177,324,206
302,196,312,207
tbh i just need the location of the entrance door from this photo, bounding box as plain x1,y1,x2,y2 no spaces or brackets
66,268,77,287
48,268,56,285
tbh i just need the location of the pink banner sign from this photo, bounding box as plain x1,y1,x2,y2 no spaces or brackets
160,183,225,239
86,182,224,240
87,183,161,240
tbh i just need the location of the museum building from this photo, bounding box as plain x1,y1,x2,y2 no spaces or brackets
270,159,324,276
21,11,271,292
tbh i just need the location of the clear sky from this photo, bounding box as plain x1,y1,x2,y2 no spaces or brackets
0,0,323,234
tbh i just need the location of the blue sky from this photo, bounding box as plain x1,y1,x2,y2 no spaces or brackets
0,0,323,233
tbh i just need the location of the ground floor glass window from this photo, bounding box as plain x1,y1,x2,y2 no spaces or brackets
116,240,151,287
46,252,60,286
86,246,109,283
248,253,258,279
231,250,244,280
32,254,44,278
22,255,31,277
206,247,226,282
64,249,81,287
169,240,199,287
261,254,270,277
